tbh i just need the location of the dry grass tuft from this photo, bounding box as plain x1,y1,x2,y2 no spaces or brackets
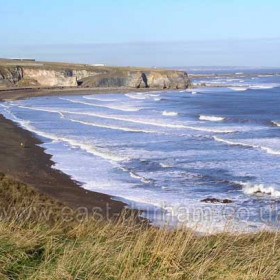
0,173,280,279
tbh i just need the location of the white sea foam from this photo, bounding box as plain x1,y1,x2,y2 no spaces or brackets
67,112,235,133
83,96,117,102
6,111,126,162
159,162,173,168
184,90,198,94
18,106,236,134
258,75,274,77
162,111,178,117
236,181,280,197
60,98,140,112
64,117,158,134
17,105,63,115
230,84,278,91
125,93,147,100
213,136,280,155
249,85,277,90
125,92,160,100
229,87,248,91
272,121,280,127
129,171,151,184
199,115,225,122
0,104,9,108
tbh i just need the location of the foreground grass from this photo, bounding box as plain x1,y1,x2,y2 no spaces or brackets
0,174,280,279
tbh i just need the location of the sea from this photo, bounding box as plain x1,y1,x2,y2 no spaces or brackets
1,68,280,233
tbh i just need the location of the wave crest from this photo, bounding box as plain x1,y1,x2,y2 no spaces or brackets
64,117,157,134
272,121,280,127
213,136,280,155
162,111,178,116
199,115,225,122
83,96,117,102
236,181,280,197
60,98,140,112
229,87,248,91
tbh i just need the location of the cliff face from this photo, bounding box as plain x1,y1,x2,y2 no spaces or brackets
0,60,191,89
0,66,23,87
22,68,77,87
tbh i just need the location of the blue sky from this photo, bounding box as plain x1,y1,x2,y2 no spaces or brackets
1,0,280,66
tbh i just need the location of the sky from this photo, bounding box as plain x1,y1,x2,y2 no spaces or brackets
0,0,280,67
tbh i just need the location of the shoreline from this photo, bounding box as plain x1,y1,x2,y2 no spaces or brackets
0,112,137,219
0,86,182,223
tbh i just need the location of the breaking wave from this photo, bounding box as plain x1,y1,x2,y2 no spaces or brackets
236,181,280,197
5,110,126,162
213,136,280,155
129,171,151,184
63,116,158,134
162,111,178,116
125,93,161,100
66,112,235,133
118,166,152,184
272,121,280,127
249,85,277,90
83,96,117,102
17,106,236,133
229,87,248,91
60,98,140,112
125,93,147,100
199,115,225,122
159,162,173,168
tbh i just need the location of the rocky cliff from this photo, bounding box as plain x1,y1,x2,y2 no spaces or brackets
0,59,191,89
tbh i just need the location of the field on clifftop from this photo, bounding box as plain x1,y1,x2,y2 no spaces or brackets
0,173,280,280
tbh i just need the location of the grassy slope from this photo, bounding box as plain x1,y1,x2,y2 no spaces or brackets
0,173,280,280
0,59,182,74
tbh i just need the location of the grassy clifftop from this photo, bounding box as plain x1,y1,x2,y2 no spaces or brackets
0,173,279,280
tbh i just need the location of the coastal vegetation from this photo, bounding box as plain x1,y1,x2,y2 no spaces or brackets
0,173,279,280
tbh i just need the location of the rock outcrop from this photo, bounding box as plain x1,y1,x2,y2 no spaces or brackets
0,59,191,89
0,66,23,87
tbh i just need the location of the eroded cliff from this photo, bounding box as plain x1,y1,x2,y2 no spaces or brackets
0,59,191,89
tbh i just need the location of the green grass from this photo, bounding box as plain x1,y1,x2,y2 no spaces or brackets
0,173,280,279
